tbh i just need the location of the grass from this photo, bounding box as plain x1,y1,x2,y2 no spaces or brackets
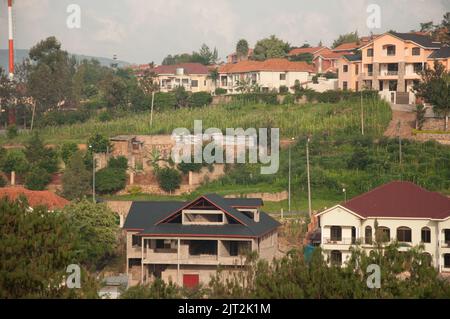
1,97,391,145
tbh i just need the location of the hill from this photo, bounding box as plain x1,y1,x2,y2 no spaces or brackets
0,49,130,71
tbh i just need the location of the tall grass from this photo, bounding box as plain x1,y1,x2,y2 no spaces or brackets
1,98,391,145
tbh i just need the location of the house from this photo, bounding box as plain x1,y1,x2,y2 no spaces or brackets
315,181,450,273
337,31,445,104
123,194,280,287
288,46,328,58
313,48,352,74
227,49,254,64
217,58,315,94
151,63,212,93
0,186,69,211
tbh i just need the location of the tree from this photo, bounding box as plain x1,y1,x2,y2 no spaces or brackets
420,21,435,32
1,149,29,175
27,37,74,113
236,39,250,59
24,133,58,175
156,167,181,193
140,69,159,96
25,166,51,191
193,44,219,65
0,198,100,298
88,133,112,153
120,280,181,299
63,200,118,269
174,86,189,108
95,167,127,194
289,53,314,64
208,68,219,90
60,142,79,165
332,31,359,48
413,61,450,130
252,35,290,61
62,152,92,200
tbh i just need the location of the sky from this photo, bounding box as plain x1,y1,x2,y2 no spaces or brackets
0,0,448,64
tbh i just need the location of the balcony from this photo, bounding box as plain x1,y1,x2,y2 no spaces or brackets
381,70,398,76
323,237,357,245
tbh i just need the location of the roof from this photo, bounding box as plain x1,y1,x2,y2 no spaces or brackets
428,46,450,59
0,187,70,210
123,194,280,238
288,46,326,56
315,48,353,60
152,63,209,75
333,42,362,52
218,58,315,74
341,181,450,220
343,54,362,62
389,32,441,49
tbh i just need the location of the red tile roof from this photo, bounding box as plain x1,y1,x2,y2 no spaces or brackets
333,42,362,52
342,181,450,220
288,46,326,56
152,63,209,75
0,187,70,210
218,58,315,74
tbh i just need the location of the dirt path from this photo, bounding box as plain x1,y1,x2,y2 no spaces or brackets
384,110,416,139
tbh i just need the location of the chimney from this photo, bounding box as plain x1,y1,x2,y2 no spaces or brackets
254,209,260,223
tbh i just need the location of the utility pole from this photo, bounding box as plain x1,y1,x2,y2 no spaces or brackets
90,145,96,203
360,89,365,136
150,91,155,127
306,137,312,219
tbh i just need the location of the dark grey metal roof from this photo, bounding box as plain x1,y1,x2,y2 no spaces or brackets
344,54,362,62
123,194,280,238
428,46,450,59
390,32,441,48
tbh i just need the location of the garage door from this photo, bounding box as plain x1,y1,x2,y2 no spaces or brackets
183,274,199,288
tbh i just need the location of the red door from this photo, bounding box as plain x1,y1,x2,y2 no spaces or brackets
183,274,199,288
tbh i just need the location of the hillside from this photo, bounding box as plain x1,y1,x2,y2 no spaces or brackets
0,49,130,70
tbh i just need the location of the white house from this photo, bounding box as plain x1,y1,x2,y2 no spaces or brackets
316,181,450,273
217,58,315,94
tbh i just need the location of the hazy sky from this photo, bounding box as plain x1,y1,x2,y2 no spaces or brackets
0,0,448,64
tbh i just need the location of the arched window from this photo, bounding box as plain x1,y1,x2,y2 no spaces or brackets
397,227,412,243
365,226,373,245
421,227,431,243
330,250,342,266
376,226,391,243
330,226,342,242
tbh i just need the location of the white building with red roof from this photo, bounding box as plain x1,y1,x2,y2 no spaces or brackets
316,181,450,272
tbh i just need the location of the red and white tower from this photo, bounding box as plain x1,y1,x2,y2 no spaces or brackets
8,0,14,79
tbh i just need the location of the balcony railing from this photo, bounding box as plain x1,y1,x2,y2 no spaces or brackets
381,71,398,76
323,237,357,245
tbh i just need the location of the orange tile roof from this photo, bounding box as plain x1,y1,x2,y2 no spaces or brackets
0,187,70,210
288,46,326,56
315,48,353,60
218,58,315,74
333,42,361,51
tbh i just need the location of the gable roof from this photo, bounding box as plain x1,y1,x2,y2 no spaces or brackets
333,42,361,52
343,54,362,62
218,58,314,74
152,63,209,75
428,46,450,59
288,46,326,56
0,187,69,210
123,194,280,238
342,181,450,220
389,32,441,49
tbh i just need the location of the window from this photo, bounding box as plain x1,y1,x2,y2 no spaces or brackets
412,47,420,56
367,64,373,75
155,239,177,250
445,254,450,268
386,45,396,56
421,227,431,243
365,226,373,244
376,227,391,243
343,81,348,90
355,65,359,75
330,250,342,266
397,227,412,243
388,80,398,91
367,48,374,57
191,80,198,87
280,73,286,80
445,229,450,246
330,226,342,242
413,63,423,73
343,65,349,72
132,235,141,247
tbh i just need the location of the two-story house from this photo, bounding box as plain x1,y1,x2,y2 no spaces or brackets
217,58,314,94
337,32,445,104
123,194,280,287
151,63,212,93
316,181,450,273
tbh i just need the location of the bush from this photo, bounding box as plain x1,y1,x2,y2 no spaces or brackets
156,167,181,193
279,85,289,94
108,156,128,170
60,142,79,165
282,94,295,105
95,167,127,194
6,125,18,139
0,175,6,187
37,108,92,127
25,166,51,191
189,92,212,107
154,92,177,111
1,150,29,174
215,88,227,96
88,134,111,153
98,111,113,122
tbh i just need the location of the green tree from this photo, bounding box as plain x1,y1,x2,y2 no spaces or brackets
60,142,79,165
120,280,182,299
63,200,118,269
253,35,290,61
95,167,127,194
332,31,359,48
25,166,51,191
88,133,112,153
156,167,182,193
413,61,450,130
1,149,29,175
236,39,250,59
289,53,314,64
62,151,92,200
24,133,59,175
174,86,190,108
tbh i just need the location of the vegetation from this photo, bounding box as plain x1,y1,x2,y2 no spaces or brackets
162,44,219,66
252,35,290,61
332,31,359,48
62,151,92,200
156,167,182,193
95,157,128,194
236,39,250,59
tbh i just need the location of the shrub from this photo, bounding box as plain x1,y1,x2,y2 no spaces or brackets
95,167,127,194
156,167,181,193
154,92,177,111
98,111,113,122
108,156,128,170
37,108,92,127
1,150,29,174
215,88,227,95
88,134,111,153
25,166,51,191
189,92,212,107
6,125,18,139
0,175,6,187
60,142,79,165
279,85,289,94
282,94,295,105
